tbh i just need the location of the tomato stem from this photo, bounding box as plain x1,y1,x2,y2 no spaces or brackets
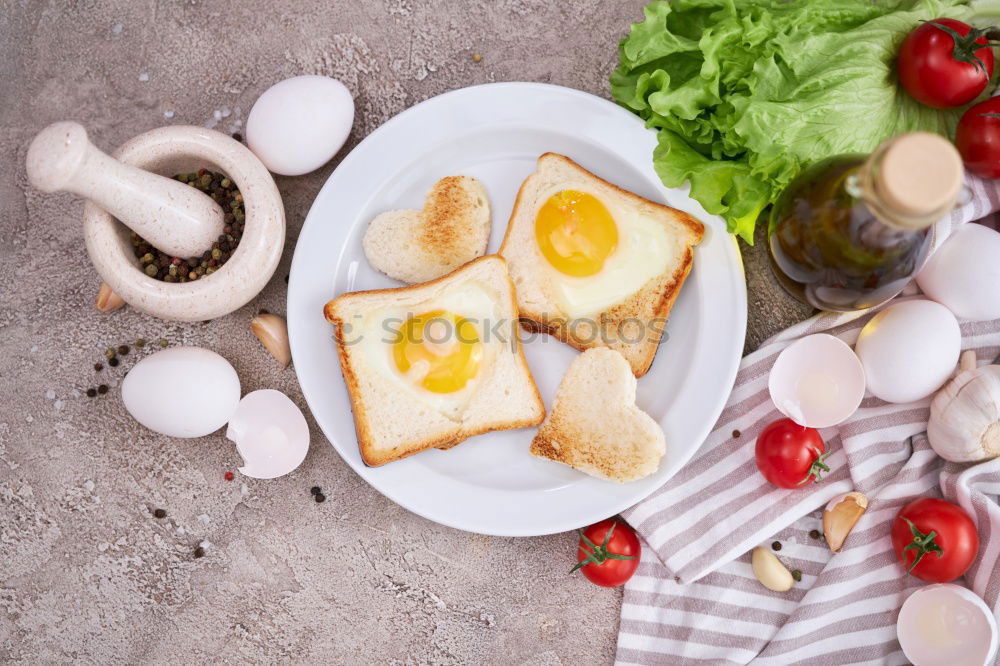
571,521,637,574
901,517,945,572
924,20,997,76
797,447,831,486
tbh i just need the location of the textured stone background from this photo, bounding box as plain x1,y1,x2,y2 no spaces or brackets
0,1,811,663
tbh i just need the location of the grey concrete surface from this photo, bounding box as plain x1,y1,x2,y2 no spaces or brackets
0,1,812,663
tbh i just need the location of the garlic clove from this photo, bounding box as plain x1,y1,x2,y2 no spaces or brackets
95,282,126,313
250,314,291,368
823,491,868,553
751,546,794,592
928,350,1000,463
959,349,978,373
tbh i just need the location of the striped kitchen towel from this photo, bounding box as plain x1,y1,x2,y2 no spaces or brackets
616,180,1000,665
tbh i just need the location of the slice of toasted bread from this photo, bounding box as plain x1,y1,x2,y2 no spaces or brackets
530,348,665,483
498,153,704,377
363,175,491,284
324,255,544,466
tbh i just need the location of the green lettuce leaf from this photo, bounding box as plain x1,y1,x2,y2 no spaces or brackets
611,0,991,243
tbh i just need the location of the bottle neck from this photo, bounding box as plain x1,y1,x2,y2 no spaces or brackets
850,139,957,232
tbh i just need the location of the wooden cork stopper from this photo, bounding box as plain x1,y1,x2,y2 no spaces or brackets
875,132,963,220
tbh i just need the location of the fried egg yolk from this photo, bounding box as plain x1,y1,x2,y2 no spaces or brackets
535,190,618,277
392,310,482,394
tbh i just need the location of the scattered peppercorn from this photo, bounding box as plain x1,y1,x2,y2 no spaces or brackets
97,384,108,395
135,338,146,348
86,388,97,397
310,486,321,495
153,508,167,519
94,362,103,371
193,546,205,558
132,170,245,281
117,344,129,355
771,541,782,551
809,529,821,540
791,569,802,582
109,357,120,367
732,429,741,438
159,339,169,347
472,52,482,63
105,348,116,359
314,493,326,503
224,471,235,482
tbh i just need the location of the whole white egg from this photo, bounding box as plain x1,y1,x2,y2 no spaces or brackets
245,75,354,176
916,223,1000,321
121,347,241,438
854,299,960,404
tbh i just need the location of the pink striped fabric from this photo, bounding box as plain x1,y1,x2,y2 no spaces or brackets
616,177,1000,665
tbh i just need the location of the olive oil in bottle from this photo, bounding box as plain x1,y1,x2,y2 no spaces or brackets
768,132,964,312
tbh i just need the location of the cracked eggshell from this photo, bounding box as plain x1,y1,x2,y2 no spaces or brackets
122,346,240,438
898,584,997,666
227,389,309,479
768,334,866,428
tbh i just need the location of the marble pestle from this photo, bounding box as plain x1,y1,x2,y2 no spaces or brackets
26,121,224,258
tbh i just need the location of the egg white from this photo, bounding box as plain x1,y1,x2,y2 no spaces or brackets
536,184,676,319
354,281,502,421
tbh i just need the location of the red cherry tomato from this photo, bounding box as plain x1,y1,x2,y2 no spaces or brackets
897,18,994,108
573,518,640,587
891,497,979,583
754,418,829,489
956,97,1000,178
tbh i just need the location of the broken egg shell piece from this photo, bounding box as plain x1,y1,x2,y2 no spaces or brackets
897,583,998,666
227,389,309,479
823,491,868,553
768,334,865,429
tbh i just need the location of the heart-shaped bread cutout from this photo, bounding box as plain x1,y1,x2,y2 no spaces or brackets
363,175,491,284
531,347,666,482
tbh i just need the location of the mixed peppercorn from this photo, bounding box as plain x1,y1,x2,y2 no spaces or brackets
130,169,244,282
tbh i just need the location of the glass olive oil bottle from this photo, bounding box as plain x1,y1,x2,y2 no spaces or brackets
768,133,964,311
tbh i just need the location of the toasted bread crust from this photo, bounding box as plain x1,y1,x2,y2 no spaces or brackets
325,255,545,466
498,153,704,377
363,175,490,284
529,347,665,482
418,175,483,253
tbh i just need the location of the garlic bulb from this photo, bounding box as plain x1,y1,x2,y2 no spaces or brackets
927,351,1000,463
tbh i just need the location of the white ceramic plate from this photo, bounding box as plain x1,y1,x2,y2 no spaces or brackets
288,82,746,537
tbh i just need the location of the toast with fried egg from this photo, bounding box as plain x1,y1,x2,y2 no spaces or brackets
324,255,544,466
363,175,491,284
499,153,704,377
